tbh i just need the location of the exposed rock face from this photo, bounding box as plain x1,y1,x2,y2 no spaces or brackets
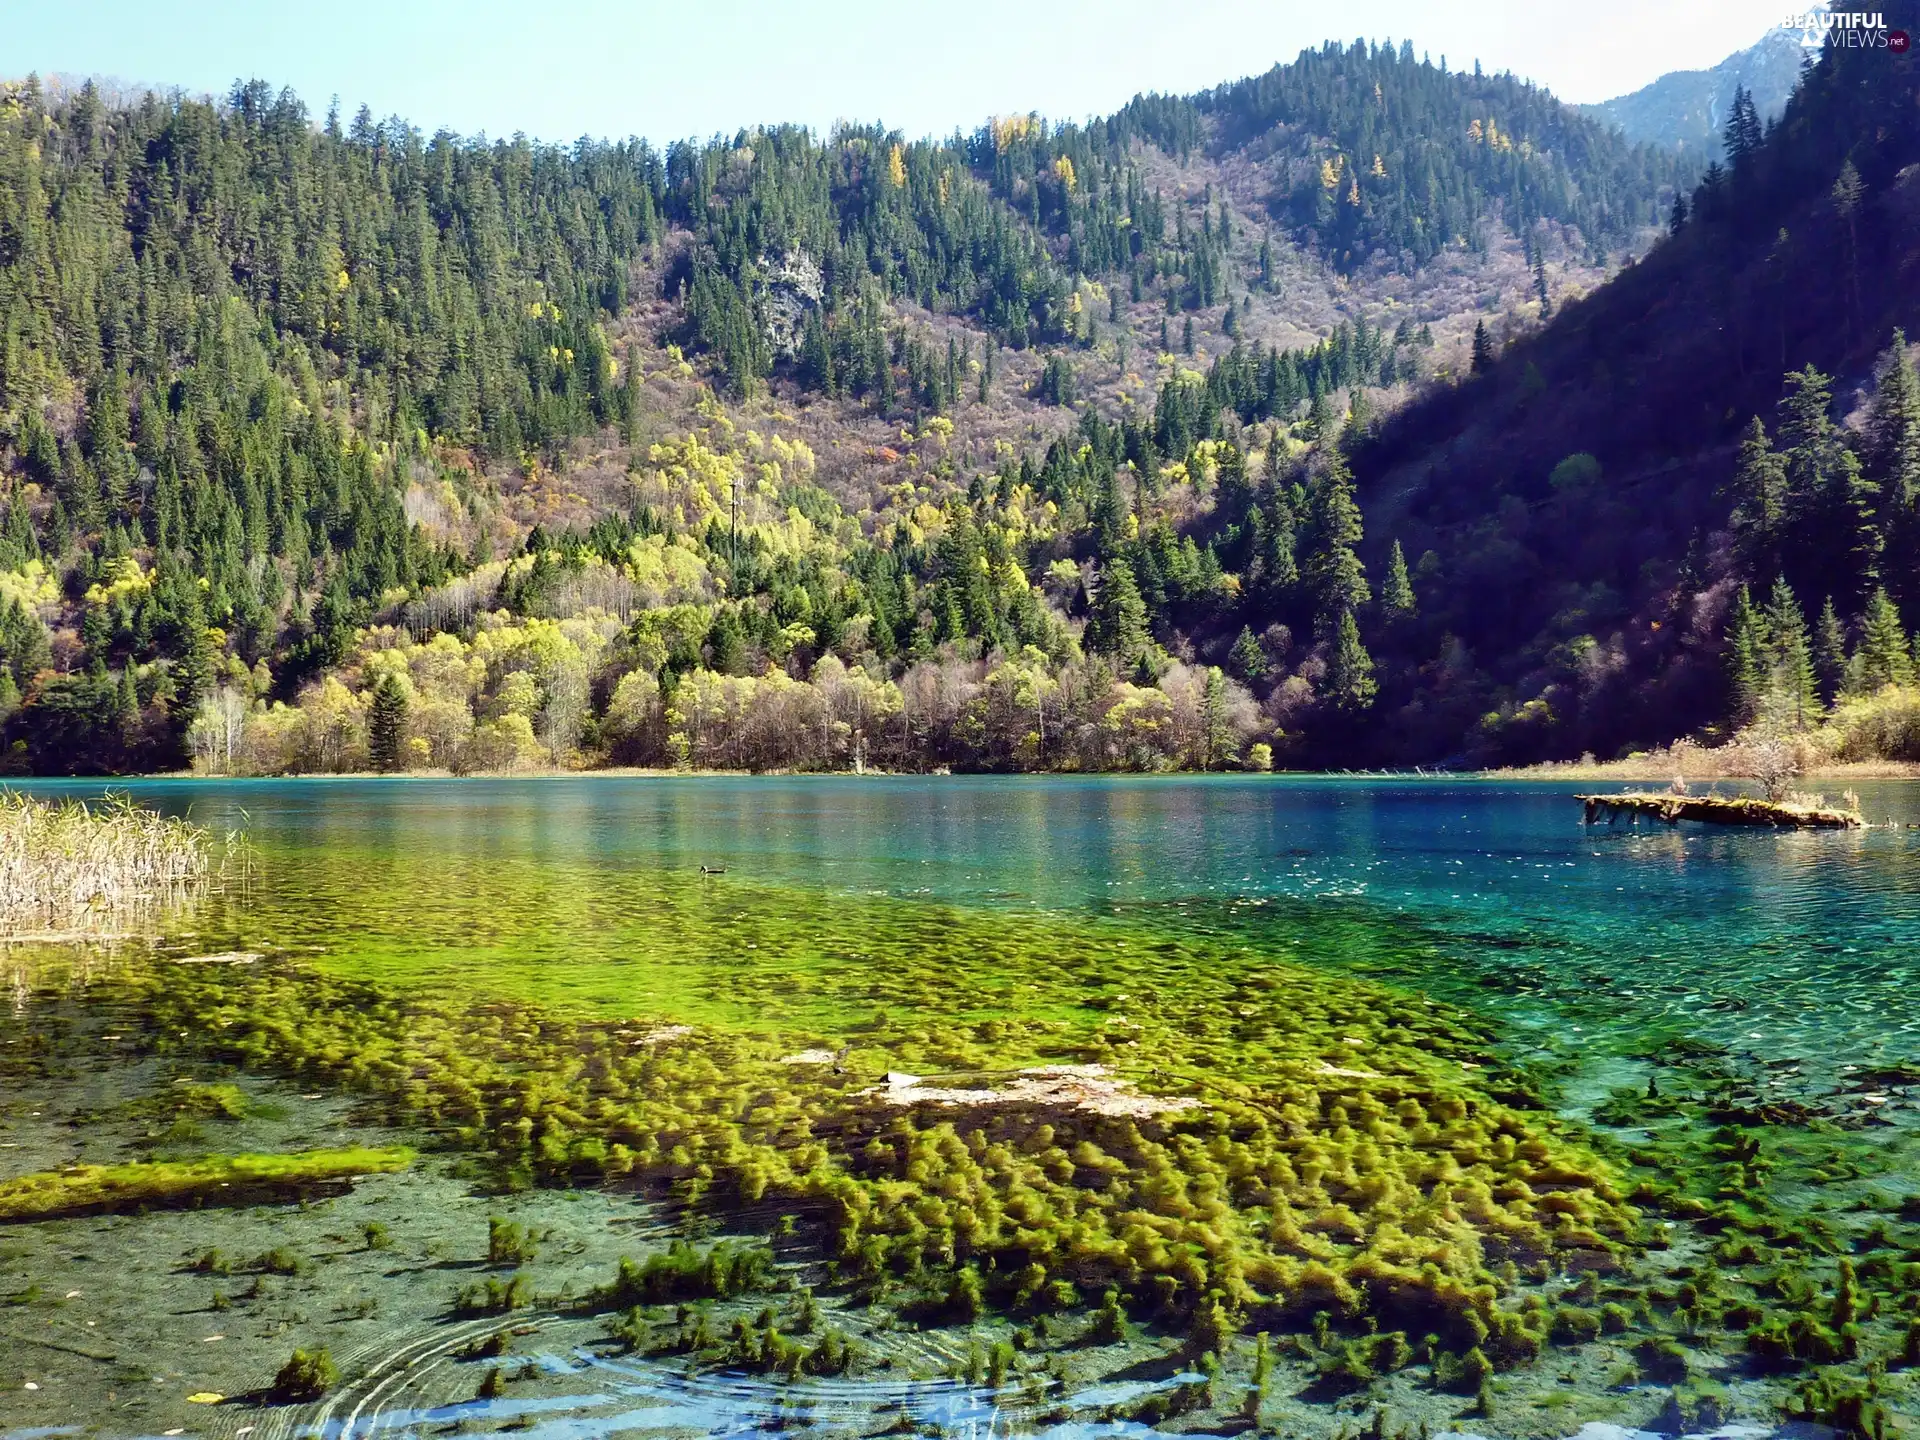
759,249,824,360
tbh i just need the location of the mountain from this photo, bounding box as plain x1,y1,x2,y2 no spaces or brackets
1347,14,1920,765
0,45,1695,775
1582,19,1811,155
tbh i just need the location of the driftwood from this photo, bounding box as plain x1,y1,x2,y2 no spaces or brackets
1577,792,1862,830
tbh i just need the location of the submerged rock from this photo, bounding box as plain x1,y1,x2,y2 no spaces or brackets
863,1064,1201,1119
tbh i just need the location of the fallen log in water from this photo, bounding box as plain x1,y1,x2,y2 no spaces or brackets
1577,792,1862,829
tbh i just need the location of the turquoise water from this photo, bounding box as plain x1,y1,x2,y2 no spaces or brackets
9,775,1920,1436
18,774,1920,1093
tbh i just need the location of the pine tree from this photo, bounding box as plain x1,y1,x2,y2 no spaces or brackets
1778,365,1876,603
1303,445,1369,634
1304,388,1334,441
1092,560,1150,672
1864,332,1920,608
1380,539,1416,618
1230,625,1268,682
1200,666,1232,769
1762,577,1819,730
367,673,409,772
1181,316,1195,356
1326,610,1376,712
623,352,646,443
1857,588,1913,692
1725,584,1767,725
1722,85,1763,173
1532,252,1550,318
1470,321,1495,374
1813,597,1847,704
1728,416,1785,578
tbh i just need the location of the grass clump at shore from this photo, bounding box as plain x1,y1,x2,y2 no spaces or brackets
0,791,232,934
0,1147,414,1221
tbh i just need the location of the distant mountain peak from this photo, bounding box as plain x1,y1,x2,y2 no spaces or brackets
1582,18,1812,153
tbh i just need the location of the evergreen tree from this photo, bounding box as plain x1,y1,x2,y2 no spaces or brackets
1229,625,1268,682
1380,540,1416,618
1200,666,1233,769
1856,588,1913,692
1728,416,1786,578
1303,445,1369,634
1778,365,1876,603
1326,610,1376,712
1532,252,1550,317
367,673,409,772
1722,85,1763,172
1813,597,1847,704
623,354,646,443
1092,560,1150,672
1470,321,1495,374
1761,577,1819,731
1725,584,1767,725
1864,332,1920,609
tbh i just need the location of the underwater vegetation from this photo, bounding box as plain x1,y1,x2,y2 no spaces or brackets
1582,1048,1920,1436
0,1147,415,1221
9,844,1919,1433
117,932,1637,1376
269,1345,339,1402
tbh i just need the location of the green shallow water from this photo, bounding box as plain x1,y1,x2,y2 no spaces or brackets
16,774,1920,1091
5,775,1920,1438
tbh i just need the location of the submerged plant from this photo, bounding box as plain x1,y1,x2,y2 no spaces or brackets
270,1345,339,1402
0,1148,413,1222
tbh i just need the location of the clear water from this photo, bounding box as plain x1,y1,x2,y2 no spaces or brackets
7,775,1920,1437
17,774,1920,1090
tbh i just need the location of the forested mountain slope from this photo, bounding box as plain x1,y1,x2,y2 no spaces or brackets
1348,15,1920,765
0,42,1714,774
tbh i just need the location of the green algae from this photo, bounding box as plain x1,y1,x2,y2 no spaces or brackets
11,786,1920,1429
0,1147,415,1221
105,905,1638,1370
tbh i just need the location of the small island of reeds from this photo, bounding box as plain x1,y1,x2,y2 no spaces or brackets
0,792,233,937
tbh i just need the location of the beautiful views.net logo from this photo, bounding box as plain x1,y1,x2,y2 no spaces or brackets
1781,10,1910,50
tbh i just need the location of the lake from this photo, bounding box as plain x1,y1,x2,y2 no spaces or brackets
3,776,1918,1437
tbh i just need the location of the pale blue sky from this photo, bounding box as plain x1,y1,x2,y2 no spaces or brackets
6,0,1789,145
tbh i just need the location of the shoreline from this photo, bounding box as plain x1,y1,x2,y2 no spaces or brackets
1482,758,1920,782
5,761,1919,784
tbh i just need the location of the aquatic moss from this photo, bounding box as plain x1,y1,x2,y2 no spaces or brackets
113,948,1637,1361
0,1147,413,1221
270,1345,339,1402
595,1239,774,1307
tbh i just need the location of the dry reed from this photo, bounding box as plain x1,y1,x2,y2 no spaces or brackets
0,792,233,935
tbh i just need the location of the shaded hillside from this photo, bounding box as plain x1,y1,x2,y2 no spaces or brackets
1583,21,1809,155
1349,18,1920,765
